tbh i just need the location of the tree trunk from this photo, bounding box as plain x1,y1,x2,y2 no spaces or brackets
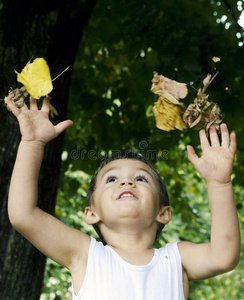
0,1,96,299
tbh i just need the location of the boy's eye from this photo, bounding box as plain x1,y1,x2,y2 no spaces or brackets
135,175,148,183
105,174,149,184
106,176,117,183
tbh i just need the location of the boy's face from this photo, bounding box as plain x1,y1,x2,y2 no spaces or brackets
86,159,167,235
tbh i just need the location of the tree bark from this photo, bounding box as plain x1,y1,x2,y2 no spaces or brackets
0,1,96,299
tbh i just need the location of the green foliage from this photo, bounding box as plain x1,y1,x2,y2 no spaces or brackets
65,0,244,174
41,0,244,299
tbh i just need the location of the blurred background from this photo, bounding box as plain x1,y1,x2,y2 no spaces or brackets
0,0,243,299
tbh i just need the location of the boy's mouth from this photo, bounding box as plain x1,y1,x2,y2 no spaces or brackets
117,191,137,200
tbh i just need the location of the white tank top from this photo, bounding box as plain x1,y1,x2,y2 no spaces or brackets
72,236,185,300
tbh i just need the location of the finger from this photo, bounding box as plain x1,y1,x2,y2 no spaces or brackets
209,125,220,147
19,102,29,111
220,123,229,149
199,129,210,152
29,96,38,110
41,98,50,113
187,145,199,167
54,120,73,135
4,97,21,117
229,132,237,156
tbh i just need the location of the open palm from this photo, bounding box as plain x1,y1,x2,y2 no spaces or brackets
5,97,73,145
187,124,236,184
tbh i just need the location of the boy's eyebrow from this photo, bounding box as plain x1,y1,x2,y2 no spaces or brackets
100,166,154,180
137,167,154,179
100,167,117,180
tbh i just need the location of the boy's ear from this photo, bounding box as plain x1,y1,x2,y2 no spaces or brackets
156,206,171,225
84,206,101,225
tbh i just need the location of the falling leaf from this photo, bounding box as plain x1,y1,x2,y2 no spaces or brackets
151,69,223,132
202,74,212,92
183,100,223,131
212,56,220,63
183,73,223,131
153,96,186,131
151,72,188,100
15,58,53,99
151,73,187,131
202,72,219,93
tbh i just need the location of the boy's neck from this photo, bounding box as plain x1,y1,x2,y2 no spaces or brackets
101,226,156,252
104,231,156,265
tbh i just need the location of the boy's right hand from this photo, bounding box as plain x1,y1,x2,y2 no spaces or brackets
5,96,73,145
6,95,91,289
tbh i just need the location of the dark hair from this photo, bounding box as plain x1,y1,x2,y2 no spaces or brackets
86,152,169,244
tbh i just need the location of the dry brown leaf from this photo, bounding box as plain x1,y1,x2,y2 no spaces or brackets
151,72,188,100
6,86,28,111
5,86,58,118
202,74,212,92
151,69,223,132
183,73,223,131
49,103,59,117
183,102,223,131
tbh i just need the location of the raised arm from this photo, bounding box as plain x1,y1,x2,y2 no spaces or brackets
178,124,241,281
6,97,91,271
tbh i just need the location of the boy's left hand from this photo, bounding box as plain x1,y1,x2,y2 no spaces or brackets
187,124,237,185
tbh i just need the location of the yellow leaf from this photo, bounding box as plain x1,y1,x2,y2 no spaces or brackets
151,72,187,131
15,58,53,99
153,96,186,131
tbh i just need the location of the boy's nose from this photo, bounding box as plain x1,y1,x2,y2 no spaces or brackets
119,178,136,187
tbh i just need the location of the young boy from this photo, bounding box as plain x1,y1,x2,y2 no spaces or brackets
6,96,240,300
